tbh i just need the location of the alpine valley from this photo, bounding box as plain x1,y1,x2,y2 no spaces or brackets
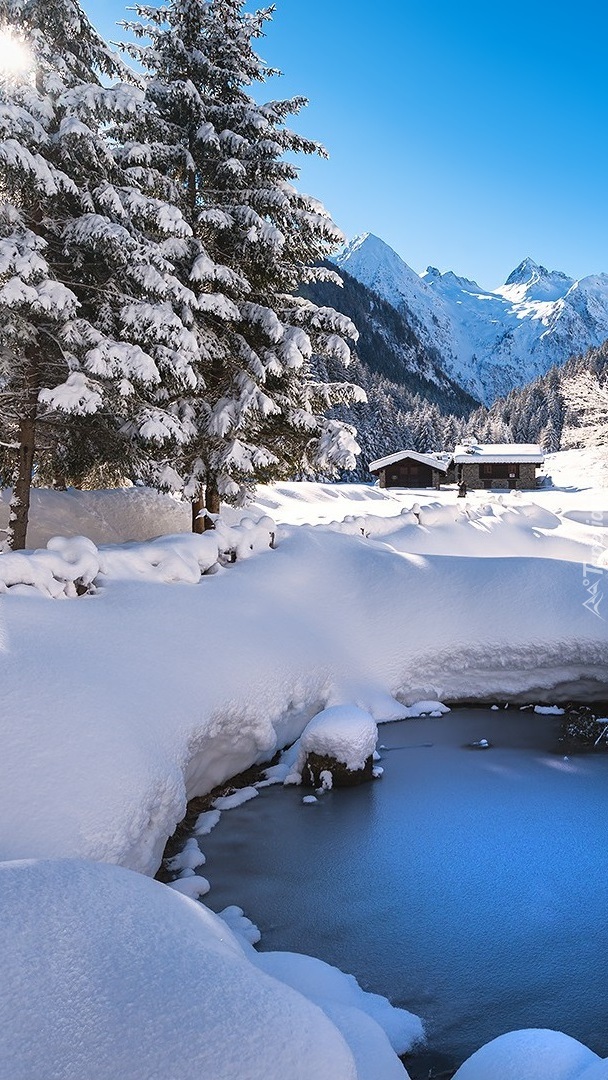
331,233,608,407
296,233,608,475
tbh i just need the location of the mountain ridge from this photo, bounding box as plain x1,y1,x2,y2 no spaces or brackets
332,234,608,404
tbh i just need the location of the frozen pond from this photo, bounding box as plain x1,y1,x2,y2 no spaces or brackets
200,709,608,1075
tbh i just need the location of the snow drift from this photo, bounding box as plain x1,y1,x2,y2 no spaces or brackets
0,859,359,1080
0,478,606,1079
0,504,606,875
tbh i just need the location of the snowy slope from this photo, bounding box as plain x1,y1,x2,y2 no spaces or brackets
1,858,424,1080
332,234,608,404
560,367,608,453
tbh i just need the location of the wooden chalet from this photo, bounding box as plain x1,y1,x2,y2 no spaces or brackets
453,442,544,490
369,450,452,490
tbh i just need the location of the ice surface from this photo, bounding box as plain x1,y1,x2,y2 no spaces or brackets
199,711,608,1070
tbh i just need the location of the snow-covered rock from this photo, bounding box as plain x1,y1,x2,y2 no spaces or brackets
452,1028,600,1079
296,705,378,786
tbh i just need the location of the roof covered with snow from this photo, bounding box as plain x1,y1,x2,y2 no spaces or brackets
369,449,452,473
453,443,545,464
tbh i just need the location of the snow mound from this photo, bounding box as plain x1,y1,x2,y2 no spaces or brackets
453,1029,600,1079
0,859,359,1080
0,535,99,597
0,523,606,874
578,1062,608,1080
218,904,262,945
297,705,378,773
254,951,424,1057
0,515,276,596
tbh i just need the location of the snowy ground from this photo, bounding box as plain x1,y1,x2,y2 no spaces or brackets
0,446,607,1078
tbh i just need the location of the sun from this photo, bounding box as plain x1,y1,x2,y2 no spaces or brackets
0,28,32,78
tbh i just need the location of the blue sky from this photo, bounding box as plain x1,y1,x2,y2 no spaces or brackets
84,0,608,289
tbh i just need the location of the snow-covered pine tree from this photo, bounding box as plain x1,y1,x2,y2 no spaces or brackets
413,402,440,453
440,413,463,450
0,0,202,548
122,0,364,529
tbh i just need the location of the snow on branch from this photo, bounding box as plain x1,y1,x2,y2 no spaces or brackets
58,83,146,119
0,138,78,196
239,301,283,343
38,372,102,415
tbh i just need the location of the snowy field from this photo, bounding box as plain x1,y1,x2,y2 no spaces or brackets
1,447,607,1078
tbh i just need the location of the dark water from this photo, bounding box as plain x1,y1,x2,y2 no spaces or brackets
199,710,608,1075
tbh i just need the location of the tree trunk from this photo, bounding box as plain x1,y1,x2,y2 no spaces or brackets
8,373,39,551
203,475,220,531
191,485,205,534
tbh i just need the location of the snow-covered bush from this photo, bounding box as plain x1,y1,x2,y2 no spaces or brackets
0,514,275,595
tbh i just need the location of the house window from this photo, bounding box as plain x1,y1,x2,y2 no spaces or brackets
479,462,520,480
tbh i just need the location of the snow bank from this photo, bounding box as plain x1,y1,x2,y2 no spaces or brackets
0,859,359,1080
452,1028,601,1079
254,951,423,1056
318,496,607,566
255,952,422,1080
0,522,606,874
296,705,378,773
0,485,190,548
0,535,99,597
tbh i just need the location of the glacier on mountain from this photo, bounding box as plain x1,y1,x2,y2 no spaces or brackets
332,234,608,404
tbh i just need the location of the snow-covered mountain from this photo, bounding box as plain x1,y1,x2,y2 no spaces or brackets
332,234,608,405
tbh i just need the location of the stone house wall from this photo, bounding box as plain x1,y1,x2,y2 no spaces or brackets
460,461,540,490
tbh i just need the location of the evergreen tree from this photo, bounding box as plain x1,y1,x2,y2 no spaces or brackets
414,403,439,452
123,0,363,529
441,413,462,449
540,418,560,452
0,0,202,547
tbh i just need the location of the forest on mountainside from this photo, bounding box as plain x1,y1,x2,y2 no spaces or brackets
306,268,608,477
